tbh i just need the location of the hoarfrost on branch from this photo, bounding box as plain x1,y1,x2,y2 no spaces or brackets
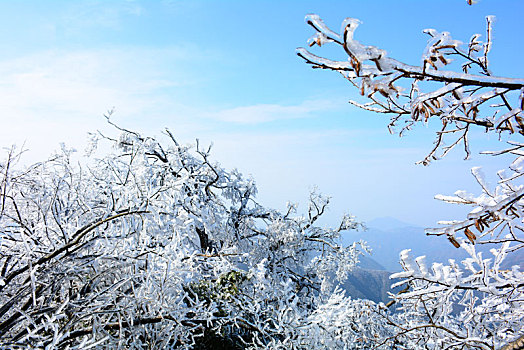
298,13,523,349
0,118,369,348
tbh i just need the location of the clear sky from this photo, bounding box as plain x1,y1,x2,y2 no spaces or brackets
0,0,522,227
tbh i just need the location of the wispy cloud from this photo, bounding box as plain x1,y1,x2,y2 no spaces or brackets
204,99,344,124
0,46,462,229
0,46,206,161
0,46,200,118
61,1,144,32
0,46,347,163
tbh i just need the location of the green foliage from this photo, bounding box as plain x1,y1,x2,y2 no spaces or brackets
184,270,249,349
186,270,247,306
217,270,247,298
192,328,245,350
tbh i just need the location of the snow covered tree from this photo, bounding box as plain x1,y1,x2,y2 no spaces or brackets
1,9,523,350
298,13,524,350
0,115,369,349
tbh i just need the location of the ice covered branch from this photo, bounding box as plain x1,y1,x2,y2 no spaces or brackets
0,121,367,348
299,13,524,349
298,14,524,164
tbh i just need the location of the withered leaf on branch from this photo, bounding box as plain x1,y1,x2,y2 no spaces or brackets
464,227,477,244
448,235,461,248
474,219,484,233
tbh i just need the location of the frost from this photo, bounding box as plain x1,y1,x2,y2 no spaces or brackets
0,124,367,348
298,13,524,349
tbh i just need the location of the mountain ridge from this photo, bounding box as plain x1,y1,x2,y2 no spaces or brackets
340,217,523,303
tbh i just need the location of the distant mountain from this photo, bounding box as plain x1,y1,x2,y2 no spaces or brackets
345,217,522,272
340,249,523,308
365,217,416,231
339,217,523,306
341,268,400,304
501,248,524,270
341,254,397,304
357,254,387,271
347,222,450,272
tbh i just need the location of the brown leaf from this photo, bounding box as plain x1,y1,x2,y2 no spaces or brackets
428,58,438,70
448,236,460,248
464,227,476,244
354,59,361,76
430,98,440,109
438,55,448,65
378,88,389,98
425,102,435,114
412,106,420,121
424,108,430,122
474,219,484,233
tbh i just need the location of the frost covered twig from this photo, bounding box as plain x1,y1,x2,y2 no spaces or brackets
0,120,366,348
298,14,524,165
299,13,524,349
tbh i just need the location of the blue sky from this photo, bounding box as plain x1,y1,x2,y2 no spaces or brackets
0,0,523,227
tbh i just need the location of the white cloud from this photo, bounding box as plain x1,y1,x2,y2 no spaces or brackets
0,45,349,155
61,1,144,32
0,47,201,162
0,45,476,228
0,49,180,117
197,127,467,227
0,45,463,227
205,99,343,124
0,46,348,164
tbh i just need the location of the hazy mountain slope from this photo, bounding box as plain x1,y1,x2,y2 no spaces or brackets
357,254,387,271
346,217,504,272
341,268,399,304
340,217,523,304
365,217,414,231
501,248,524,270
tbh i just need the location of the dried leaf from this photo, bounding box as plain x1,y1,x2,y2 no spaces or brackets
425,102,435,114
430,98,440,109
448,236,460,248
464,227,476,244
424,108,430,122
438,55,448,65
474,219,484,233
428,58,438,70
378,88,389,98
